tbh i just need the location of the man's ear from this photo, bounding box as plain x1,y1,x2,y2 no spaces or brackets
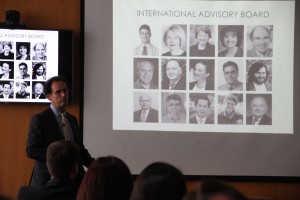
47,94,52,101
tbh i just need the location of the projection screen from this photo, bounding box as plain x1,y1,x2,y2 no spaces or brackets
84,0,299,178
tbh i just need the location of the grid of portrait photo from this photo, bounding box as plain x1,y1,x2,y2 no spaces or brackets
133,24,273,126
0,41,48,100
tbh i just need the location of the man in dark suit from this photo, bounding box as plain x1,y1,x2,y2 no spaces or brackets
134,93,158,123
161,59,186,90
0,81,13,99
247,26,273,57
190,94,214,124
32,82,46,99
26,76,94,187
18,140,79,200
246,96,272,125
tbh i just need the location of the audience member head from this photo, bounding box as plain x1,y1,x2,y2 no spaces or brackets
77,156,133,200
131,162,187,200
46,140,79,180
197,179,247,200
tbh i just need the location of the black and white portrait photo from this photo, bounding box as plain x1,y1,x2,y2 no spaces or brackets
32,82,46,99
189,25,215,57
32,62,47,80
133,58,158,90
247,25,273,57
218,94,243,125
0,61,14,80
189,93,215,124
189,59,214,91
15,62,31,80
16,42,31,60
161,59,186,90
15,81,31,99
162,24,187,57
133,92,159,123
246,94,272,125
0,41,14,60
0,81,14,99
161,92,186,123
134,24,159,56
32,43,47,61
246,60,272,91
218,25,244,57
218,59,243,91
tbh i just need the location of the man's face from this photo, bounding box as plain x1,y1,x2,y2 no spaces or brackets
196,99,209,118
3,84,11,95
47,81,69,112
166,60,182,81
139,29,151,44
254,67,267,84
138,62,154,85
251,27,270,54
20,84,26,92
19,65,28,76
34,83,44,95
223,65,238,85
2,63,10,73
167,99,181,117
35,43,45,58
139,95,151,110
36,66,44,76
251,96,268,118
193,63,209,81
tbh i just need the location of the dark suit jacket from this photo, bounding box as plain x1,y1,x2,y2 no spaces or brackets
26,107,94,187
189,116,214,124
161,76,186,90
134,108,158,123
189,80,214,90
246,115,272,125
18,178,76,200
32,93,46,99
0,94,13,98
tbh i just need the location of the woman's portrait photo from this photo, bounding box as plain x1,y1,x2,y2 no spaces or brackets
189,59,214,91
16,42,31,60
190,25,215,57
162,24,187,57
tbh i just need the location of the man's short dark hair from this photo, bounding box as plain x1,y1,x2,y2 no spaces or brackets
248,62,269,83
194,94,210,107
139,24,151,34
223,61,238,72
166,94,182,105
1,81,11,89
44,76,69,96
19,62,28,69
46,140,79,179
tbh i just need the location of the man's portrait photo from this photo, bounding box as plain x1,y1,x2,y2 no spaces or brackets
246,60,272,91
134,24,159,56
133,58,158,89
15,81,31,99
218,60,243,91
161,59,186,90
32,43,47,61
189,93,214,124
32,82,46,99
15,62,31,79
189,59,214,91
133,92,159,123
246,94,272,125
0,81,14,99
247,25,273,57
218,94,243,125
161,92,186,123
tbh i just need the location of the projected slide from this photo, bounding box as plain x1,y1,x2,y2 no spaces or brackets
113,0,295,133
0,29,59,102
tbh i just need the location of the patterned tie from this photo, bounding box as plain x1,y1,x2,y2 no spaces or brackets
140,110,147,122
61,113,72,141
170,82,176,90
252,117,259,125
142,46,147,56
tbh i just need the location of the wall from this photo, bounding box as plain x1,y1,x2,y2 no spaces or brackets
0,1,299,200
0,0,81,198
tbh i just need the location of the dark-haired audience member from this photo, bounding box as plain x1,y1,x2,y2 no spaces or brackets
18,140,80,200
218,26,243,57
130,162,187,200
0,42,14,59
197,179,247,200
32,63,46,80
0,82,13,99
246,62,271,91
190,25,215,57
16,63,31,79
77,156,133,200
26,76,94,187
